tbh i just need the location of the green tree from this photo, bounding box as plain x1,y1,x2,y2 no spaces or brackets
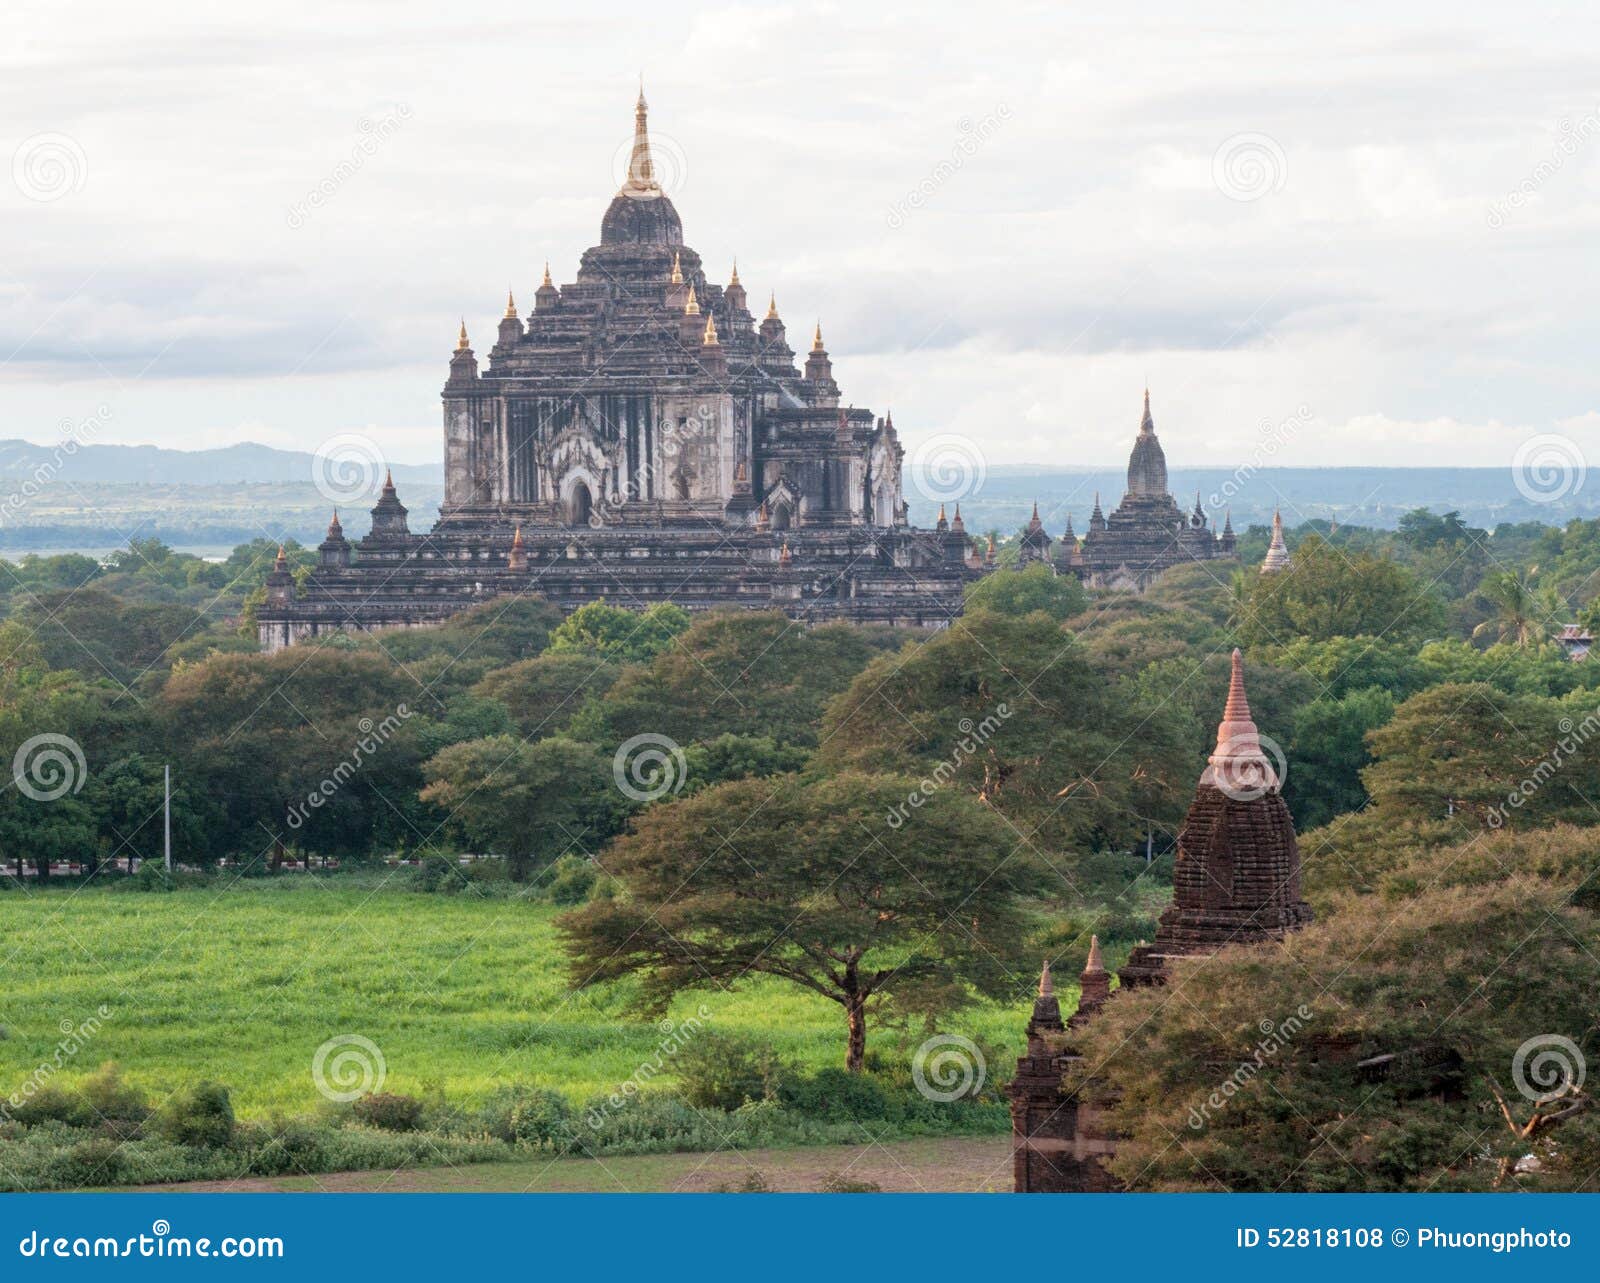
1232,535,1446,647
964,563,1088,622
547,601,690,664
559,772,1039,1071
1284,686,1396,829
471,653,620,738
1471,568,1562,648
420,735,617,879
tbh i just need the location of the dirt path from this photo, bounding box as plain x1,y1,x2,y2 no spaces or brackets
141,1135,1014,1194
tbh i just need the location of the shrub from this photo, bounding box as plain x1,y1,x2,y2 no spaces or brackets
779,1067,897,1122
9,1085,90,1128
818,1171,881,1193
352,1092,424,1133
483,1087,577,1149
80,1063,148,1123
538,854,603,906
45,1136,125,1189
711,1170,772,1192
412,852,470,894
153,1081,235,1148
673,1033,783,1110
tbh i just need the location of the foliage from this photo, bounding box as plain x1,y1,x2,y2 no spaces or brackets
560,771,1040,1070
153,1081,235,1148
352,1092,425,1132
963,563,1088,621
672,1033,784,1110
547,601,690,664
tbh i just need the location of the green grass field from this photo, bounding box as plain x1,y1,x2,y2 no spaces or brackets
0,879,1037,1117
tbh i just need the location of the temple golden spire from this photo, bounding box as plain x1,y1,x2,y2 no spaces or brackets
456,319,469,350
684,284,700,315
504,289,517,319
766,291,779,320
670,251,683,285
626,80,657,191
812,320,824,351
729,258,740,286
542,261,553,288
702,314,719,345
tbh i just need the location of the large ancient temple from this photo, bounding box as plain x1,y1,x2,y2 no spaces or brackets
257,89,980,652
1042,390,1236,590
1009,650,1314,1192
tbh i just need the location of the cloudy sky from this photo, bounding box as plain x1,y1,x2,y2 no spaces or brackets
2,1,1598,473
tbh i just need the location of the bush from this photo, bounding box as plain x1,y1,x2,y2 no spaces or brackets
412,852,470,894
80,1063,148,1123
352,1092,424,1133
818,1171,881,1193
673,1033,783,1111
711,1170,772,1192
483,1087,577,1149
153,1081,235,1148
9,1085,90,1128
537,854,605,906
45,1136,125,1189
779,1067,897,1122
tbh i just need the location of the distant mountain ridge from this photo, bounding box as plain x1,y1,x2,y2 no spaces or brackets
0,439,441,488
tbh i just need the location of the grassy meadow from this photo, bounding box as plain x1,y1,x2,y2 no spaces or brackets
0,878,1037,1118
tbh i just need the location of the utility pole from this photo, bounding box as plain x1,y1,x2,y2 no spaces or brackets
163,764,172,873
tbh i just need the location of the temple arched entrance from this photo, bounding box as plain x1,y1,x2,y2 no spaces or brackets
565,480,593,527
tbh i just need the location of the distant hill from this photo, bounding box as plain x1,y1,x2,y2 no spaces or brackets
0,439,440,488
0,438,1589,556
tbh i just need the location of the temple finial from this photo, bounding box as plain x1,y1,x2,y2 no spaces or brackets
812,321,824,351
504,288,517,319
684,284,699,315
1038,959,1054,998
456,318,469,350
542,261,553,288
1086,934,1104,972
766,291,778,320
730,257,740,287
626,79,657,191
702,314,719,345
670,251,683,285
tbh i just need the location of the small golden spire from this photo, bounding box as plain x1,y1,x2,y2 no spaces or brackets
456,319,469,350
542,261,553,288
702,314,719,345
812,321,824,351
779,539,792,565
504,289,517,319
511,523,524,549
766,291,778,320
684,284,700,316
938,502,947,524
729,257,740,287
670,251,683,285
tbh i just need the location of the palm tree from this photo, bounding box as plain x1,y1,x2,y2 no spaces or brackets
1472,568,1561,648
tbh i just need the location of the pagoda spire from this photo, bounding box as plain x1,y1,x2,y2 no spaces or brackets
1140,387,1155,434
669,251,683,284
766,291,779,320
812,321,824,351
542,261,553,287
456,318,469,351
1202,648,1277,794
625,81,657,192
684,284,700,315
1262,507,1292,573
504,289,517,319
702,314,719,345
729,257,740,287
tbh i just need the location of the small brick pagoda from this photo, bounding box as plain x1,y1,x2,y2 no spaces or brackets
1010,648,1313,1192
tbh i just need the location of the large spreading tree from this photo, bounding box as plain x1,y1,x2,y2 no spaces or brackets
559,771,1040,1071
